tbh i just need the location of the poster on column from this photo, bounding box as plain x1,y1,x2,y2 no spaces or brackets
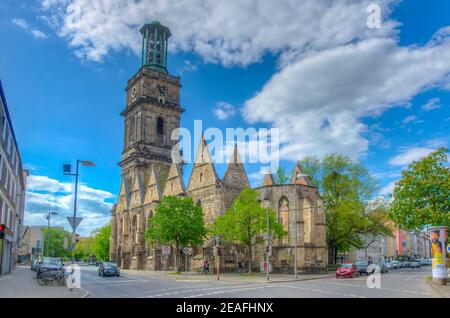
430,226,448,279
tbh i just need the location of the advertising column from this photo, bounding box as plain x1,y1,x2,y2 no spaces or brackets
430,226,448,285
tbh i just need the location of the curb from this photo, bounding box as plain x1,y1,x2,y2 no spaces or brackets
266,275,336,284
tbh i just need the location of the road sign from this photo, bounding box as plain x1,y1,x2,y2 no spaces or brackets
67,217,83,231
183,247,191,255
447,245,450,254
162,245,171,255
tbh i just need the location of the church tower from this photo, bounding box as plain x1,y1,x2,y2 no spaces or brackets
120,21,184,186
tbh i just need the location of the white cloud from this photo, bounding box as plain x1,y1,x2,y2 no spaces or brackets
213,102,237,120
38,1,450,162
12,18,28,29
243,31,450,160
12,18,48,39
31,30,48,39
388,147,435,166
380,180,397,196
25,175,114,236
421,97,442,111
401,115,418,124
40,0,398,64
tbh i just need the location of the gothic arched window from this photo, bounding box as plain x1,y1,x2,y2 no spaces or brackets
157,117,164,135
278,197,289,244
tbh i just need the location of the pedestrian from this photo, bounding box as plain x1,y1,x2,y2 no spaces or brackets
237,261,243,274
202,260,209,275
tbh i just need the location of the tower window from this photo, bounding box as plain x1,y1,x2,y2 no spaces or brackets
157,117,164,135
199,173,203,182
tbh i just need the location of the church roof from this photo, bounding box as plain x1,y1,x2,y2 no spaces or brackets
223,144,249,189
144,166,163,205
163,162,186,196
291,162,310,186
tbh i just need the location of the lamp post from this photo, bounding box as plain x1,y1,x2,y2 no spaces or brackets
64,159,95,262
46,212,58,257
263,189,271,281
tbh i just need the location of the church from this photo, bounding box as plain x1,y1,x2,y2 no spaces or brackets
109,21,327,273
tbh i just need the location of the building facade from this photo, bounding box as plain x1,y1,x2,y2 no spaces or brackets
0,79,28,275
109,21,327,273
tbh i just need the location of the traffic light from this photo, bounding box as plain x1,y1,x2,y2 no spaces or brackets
0,224,5,239
265,245,270,253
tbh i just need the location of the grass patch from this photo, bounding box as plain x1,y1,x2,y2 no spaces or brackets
425,275,432,282
169,272,181,275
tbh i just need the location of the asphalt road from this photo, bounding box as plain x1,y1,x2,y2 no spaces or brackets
80,266,437,298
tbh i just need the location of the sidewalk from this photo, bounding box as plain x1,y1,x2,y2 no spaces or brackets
120,268,335,284
0,266,88,298
426,280,450,298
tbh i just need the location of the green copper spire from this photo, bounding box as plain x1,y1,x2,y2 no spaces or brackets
140,21,172,73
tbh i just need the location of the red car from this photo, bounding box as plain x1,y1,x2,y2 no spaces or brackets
336,263,360,278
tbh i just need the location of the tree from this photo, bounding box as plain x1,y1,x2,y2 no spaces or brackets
213,189,286,273
74,237,94,261
145,196,207,272
389,147,450,230
299,154,386,264
360,198,393,260
92,224,111,261
274,167,291,184
43,228,72,258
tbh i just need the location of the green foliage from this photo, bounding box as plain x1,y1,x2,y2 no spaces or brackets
299,154,387,263
92,224,111,261
43,228,72,258
274,167,291,185
389,147,450,230
213,189,286,273
145,196,207,271
74,237,94,261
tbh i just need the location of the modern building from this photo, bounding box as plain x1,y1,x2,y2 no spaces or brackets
0,79,28,275
109,21,327,273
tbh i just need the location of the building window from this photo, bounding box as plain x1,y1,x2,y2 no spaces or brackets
156,117,164,135
278,197,289,244
199,173,203,182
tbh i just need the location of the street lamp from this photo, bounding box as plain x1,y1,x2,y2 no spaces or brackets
64,159,95,262
263,189,271,281
46,212,58,257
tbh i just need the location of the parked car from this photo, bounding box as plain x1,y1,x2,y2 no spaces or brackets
381,261,392,270
355,260,370,275
336,263,360,278
36,257,65,276
31,258,40,271
98,261,120,277
408,260,421,268
419,259,428,266
390,260,400,269
400,261,409,268
376,262,389,273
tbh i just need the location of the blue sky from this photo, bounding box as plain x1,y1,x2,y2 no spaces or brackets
0,0,449,236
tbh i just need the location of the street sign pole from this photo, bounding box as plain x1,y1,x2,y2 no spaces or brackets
185,253,188,278
164,255,167,276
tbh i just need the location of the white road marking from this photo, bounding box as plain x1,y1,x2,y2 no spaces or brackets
184,285,273,298
276,284,366,298
143,284,261,298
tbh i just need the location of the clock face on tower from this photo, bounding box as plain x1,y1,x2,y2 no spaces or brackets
130,86,138,100
156,84,168,97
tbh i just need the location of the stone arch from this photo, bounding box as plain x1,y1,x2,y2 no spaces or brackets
156,117,164,135
303,198,314,244
278,197,289,244
131,214,138,255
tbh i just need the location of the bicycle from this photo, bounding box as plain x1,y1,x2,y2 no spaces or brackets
37,269,67,287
